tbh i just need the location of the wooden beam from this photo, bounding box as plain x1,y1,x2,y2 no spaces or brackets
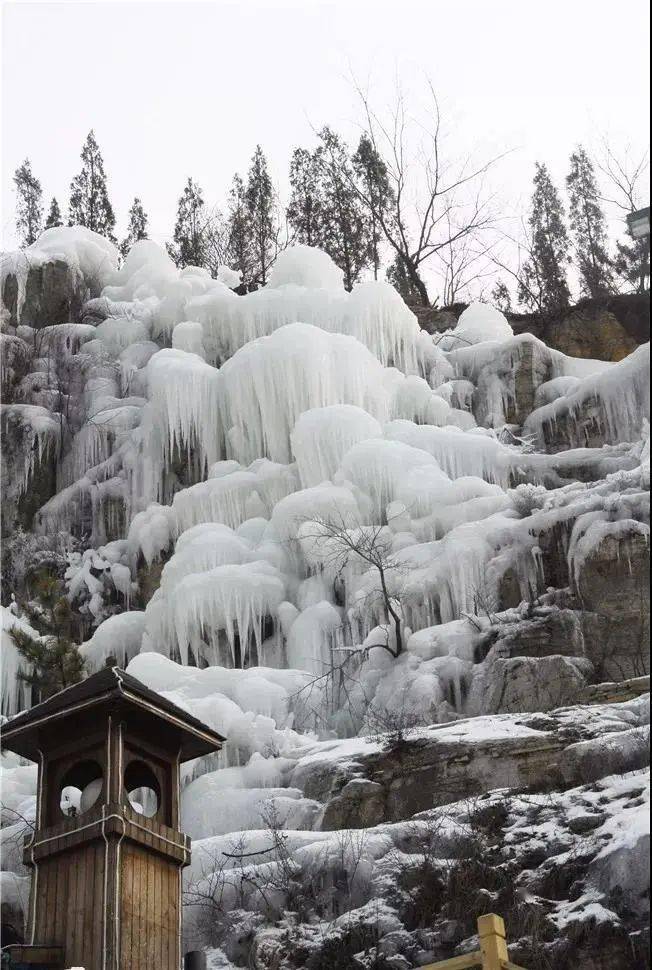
478,914,510,970
501,962,530,970
419,950,483,969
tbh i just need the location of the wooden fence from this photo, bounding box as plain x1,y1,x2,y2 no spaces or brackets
421,914,528,970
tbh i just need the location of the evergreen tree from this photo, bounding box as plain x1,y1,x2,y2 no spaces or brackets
120,197,149,258
491,280,513,314
519,163,571,316
566,146,614,298
167,178,206,268
287,147,324,247
44,196,63,229
386,255,423,304
613,233,650,295
14,159,43,246
352,134,393,279
10,573,84,704
245,146,277,287
225,173,254,289
316,127,370,290
68,130,116,241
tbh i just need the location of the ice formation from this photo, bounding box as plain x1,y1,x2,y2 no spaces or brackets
3,235,649,726
216,322,391,464
438,301,514,348
1,226,119,324
291,405,382,487
2,232,650,963
524,342,650,448
146,347,222,476
1,607,38,716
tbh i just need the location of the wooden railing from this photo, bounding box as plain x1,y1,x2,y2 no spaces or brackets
421,915,528,970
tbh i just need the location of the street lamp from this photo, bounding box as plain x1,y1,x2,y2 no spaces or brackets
627,206,650,239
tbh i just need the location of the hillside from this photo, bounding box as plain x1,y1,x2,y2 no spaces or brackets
1,228,650,968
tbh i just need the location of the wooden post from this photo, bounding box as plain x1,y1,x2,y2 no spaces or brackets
477,914,509,970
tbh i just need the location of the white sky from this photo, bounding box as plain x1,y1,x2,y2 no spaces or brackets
2,0,650,260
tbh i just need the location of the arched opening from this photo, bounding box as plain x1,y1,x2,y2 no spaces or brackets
124,760,161,818
59,759,104,818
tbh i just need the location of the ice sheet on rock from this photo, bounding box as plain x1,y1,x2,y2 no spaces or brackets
356,510,532,632
217,323,390,464
96,316,150,355
104,240,230,340
182,779,319,840
390,373,473,428
534,375,582,408
35,467,129,547
407,618,484,661
384,419,516,487
172,320,206,358
291,405,383,488
119,341,160,395
1,227,118,322
390,472,510,542
125,653,316,767
344,281,421,372
80,610,146,671
194,249,423,372
173,460,299,533
1,403,61,499
126,501,177,566
568,514,650,589
149,560,285,667
146,347,222,477
1,607,40,716
268,245,345,291
434,378,475,412
525,343,650,448
159,523,254,593
335,438,443,522
270,483,362,547
57,403,143,491
286,601,343,674
437,302,513,350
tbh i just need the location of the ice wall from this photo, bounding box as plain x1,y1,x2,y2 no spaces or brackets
2,233,649,748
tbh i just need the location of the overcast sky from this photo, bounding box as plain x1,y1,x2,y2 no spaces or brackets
2,0,650,254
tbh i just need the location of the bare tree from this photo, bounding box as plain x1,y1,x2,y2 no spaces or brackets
598,140,649,215
300,511,406,657
435,207,499,305
598,139,650,294
348,77,504,307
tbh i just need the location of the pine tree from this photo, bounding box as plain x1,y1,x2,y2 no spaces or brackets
10,573,84,704
519,163,571,316
68,130,116,241
14,159,43,246
287,147,324,247
167,178,206,268
120,197,149,258
316,127,370,290
566,146,614,298
225,173,254,289
613,233,650,294
245,146,277,287
44,196,63,229
352,134,393,279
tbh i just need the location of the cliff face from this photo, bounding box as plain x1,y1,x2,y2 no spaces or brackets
417,292,650,363
0,232,649,968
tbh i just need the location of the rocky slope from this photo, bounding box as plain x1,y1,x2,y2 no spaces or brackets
0,229,650,967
